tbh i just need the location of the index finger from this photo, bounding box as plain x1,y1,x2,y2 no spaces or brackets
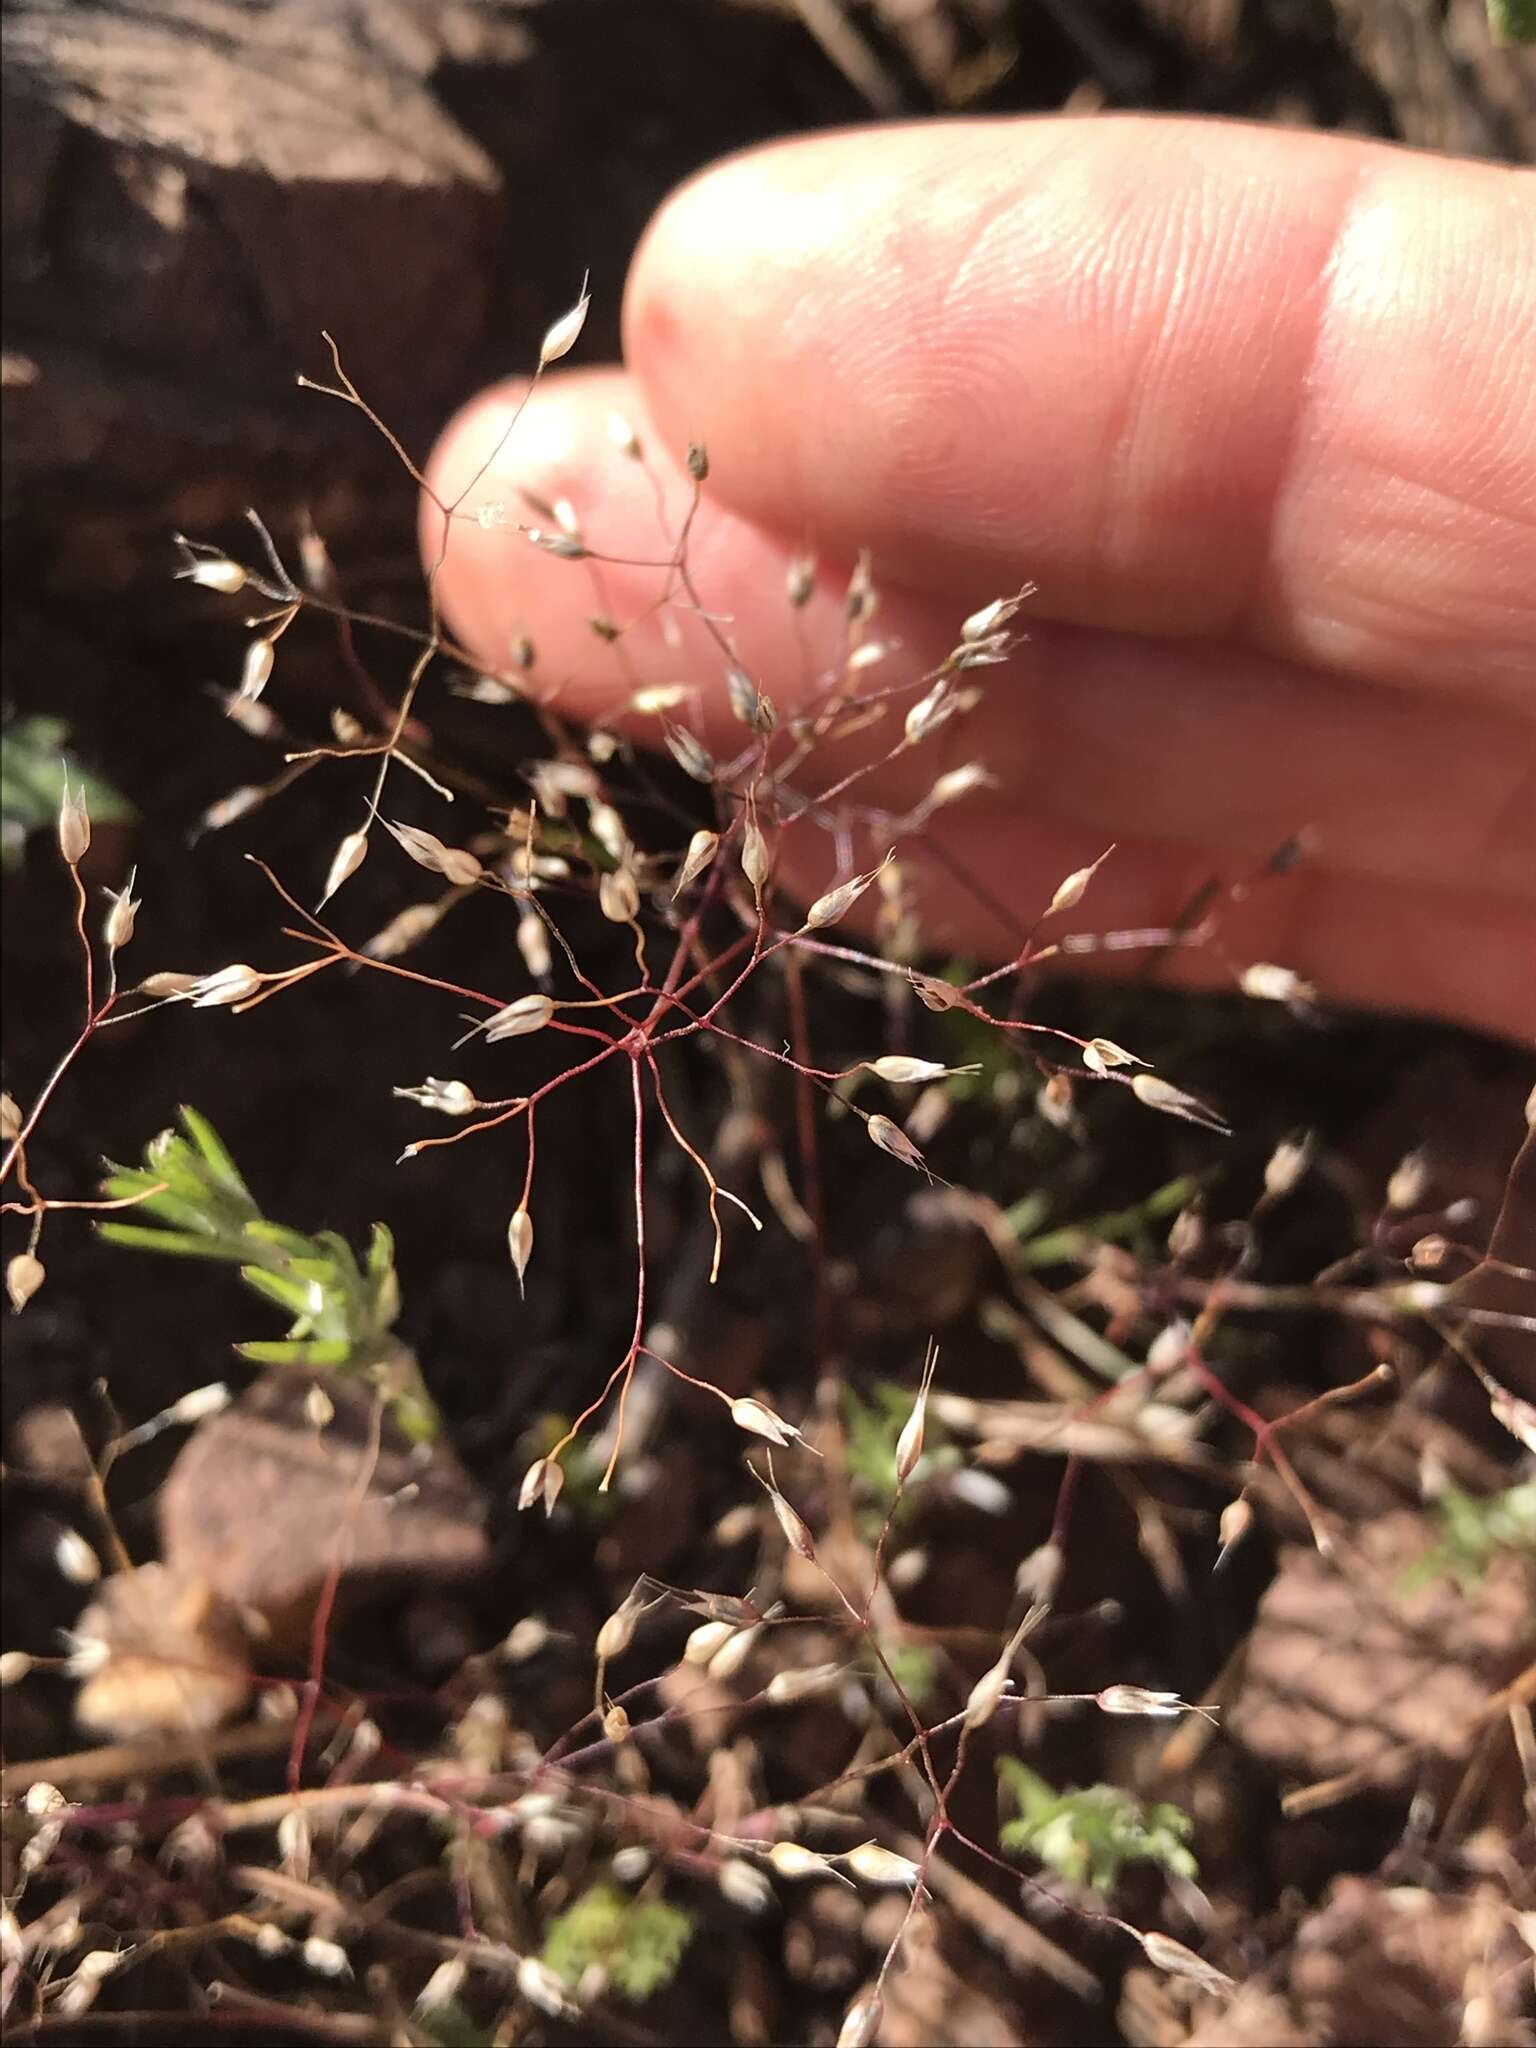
621,117,1536,707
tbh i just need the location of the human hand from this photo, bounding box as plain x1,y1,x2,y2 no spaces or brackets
423,117,1535,1042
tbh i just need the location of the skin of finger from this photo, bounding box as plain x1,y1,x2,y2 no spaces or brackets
619,117,1536,705
422,369,1536,909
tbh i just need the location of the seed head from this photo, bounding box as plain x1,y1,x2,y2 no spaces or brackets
484,992,555,1042
7,1252,45,1313
1082,1037,1146,1075
762,1479,816,1563
961,591,1030,643
595,1595,640,1665
537,287,591,368
894,1342,939,1484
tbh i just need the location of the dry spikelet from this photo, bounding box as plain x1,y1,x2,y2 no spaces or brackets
841,1841,920,1889
1139,1929,1235,1996
729,1396,805,1448
1217,1497,1253,1563
1014,1539,1065,1606
909,971,962,1012
599,867,641,923
786,553,816,608
365,900,445,960
894,1342,939,1483
1096,1684,1186,1717
740,818,770,895
767,1841,840,1882
517,1454,565,1515
962,1651,1012,1730
805,866,878,931
302,1936,350,1979
837,1993,885,2048
765,1662,841,1704
415,1960,468,2015
484,992,555,1042
0,1091,20,1141
0,1650,34,1687
928,762,996,808
718,1859,774,1913
595,1594,641,1665
845,551,877,626
1082,1037,1146,1074
1240,961,1315,1005
664,723,714,783
1130,1072,1230,1134
238,636,275,706
606,412,641,459
537,286,590,368
57,779,90,867
865,1113,928,1174
707,1621,763,1682
1046,846,1113,917
516,908,552,981
102,872,140,953
6,1253,45,1313
385,819,483,887
319,829,368,908
175,546,246,594
189,963,262,1008
673,828,719,898
394,1076,479,1116
54,1528,99,1584
960,592,1029,643
1386,1149,1431,1213
685,440,710,481
630,682,690,715
684,1619,738,1667
763,1480,816,1563
903,678,954,746
869,1055,978,1086
507,1208,534,1296
1264,1129,1315,1199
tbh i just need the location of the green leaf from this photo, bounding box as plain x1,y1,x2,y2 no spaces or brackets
237,1339,355,1367
97,1223,251,1260
178,1104,253,1202
1,714,134,871
998,1762,1197,1896
1488,0,1536,42
542,1883,693,2004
